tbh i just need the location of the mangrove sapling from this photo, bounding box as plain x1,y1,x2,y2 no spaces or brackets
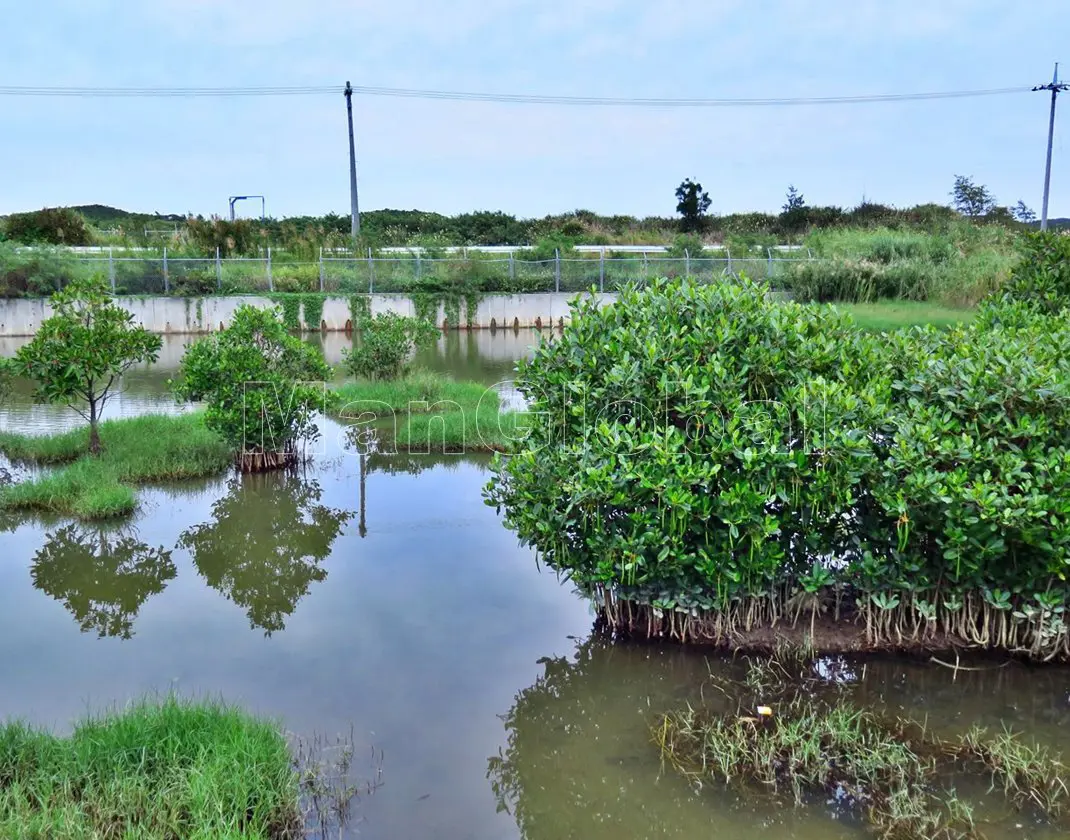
13,276,161,454
343,311,439,380
173,305,332,472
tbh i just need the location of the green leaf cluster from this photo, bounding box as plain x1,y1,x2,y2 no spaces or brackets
172,305,331,465
13,277,161,449
343,311,439,380
486,276,1070,656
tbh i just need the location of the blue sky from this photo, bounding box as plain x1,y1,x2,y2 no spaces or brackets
2,0,1067,219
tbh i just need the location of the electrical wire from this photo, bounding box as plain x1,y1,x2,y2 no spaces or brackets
0,83,1031,106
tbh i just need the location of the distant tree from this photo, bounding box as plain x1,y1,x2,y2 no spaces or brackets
675,179,712,233
782,185,806,213
779,185,809,236
951,175,996,218
3,207,91,246
15,278,161,454
1012,200,1037,224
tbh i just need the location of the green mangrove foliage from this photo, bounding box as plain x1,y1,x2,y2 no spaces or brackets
993,230,1070,315
343,311,439,380
13,277,161,453
486,276,1070,658
173,305,332,472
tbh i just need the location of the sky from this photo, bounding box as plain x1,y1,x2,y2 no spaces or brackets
1,0,1067,220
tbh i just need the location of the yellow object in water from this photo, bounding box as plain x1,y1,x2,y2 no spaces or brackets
756,706,773,717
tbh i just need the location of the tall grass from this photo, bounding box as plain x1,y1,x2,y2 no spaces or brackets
0,413,232,518
792,225,1019,307
0,696,300,838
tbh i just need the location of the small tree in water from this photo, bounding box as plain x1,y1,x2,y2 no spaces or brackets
173,304,332,472
14,277,161,454
343,312,439,380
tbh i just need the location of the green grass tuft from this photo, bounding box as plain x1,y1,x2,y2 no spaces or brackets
0,696,300,839
832,300,975,331
333,369,492,416
0,413,233,519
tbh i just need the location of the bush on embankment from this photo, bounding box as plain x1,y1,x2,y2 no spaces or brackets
485,275,1070,658
0,413,232,518
0,696,301,838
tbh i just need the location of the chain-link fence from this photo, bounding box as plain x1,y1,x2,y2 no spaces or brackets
8,248,815,296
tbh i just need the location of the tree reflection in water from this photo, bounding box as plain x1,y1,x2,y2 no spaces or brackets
178,472,352,634
30,524,175,639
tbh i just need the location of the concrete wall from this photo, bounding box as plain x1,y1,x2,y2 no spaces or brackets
0,293,618,337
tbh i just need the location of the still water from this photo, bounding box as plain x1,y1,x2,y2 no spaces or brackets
1,331,1069,839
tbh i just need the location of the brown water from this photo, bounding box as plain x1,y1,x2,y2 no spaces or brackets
1,331,1069,840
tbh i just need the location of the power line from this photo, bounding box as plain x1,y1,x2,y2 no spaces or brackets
0,83,1030,106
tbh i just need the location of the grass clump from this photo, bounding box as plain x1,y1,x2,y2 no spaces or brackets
0,696,301,838
657,657,1069,840
335,371,529,453
333,369,489,416
959,725,1070,815
0,413,232,518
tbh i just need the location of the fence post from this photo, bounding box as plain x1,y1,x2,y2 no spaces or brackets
416,251,422,280
318,247,325,292
267,247,273,292
368,248,374,294
108,247,116,292
685,248,691,277
642,251,648,277
162,247,169,294
727,247,733,276
599,248,605,292
554,249,561,293
767,247,773,278
215,247,222,290
509,252,515,282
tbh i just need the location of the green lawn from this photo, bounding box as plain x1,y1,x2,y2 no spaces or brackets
833,300,975,331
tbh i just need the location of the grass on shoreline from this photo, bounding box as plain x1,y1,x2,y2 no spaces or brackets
0,696,301,839
835,299,975,331
0,413,232,518
333,370,528,453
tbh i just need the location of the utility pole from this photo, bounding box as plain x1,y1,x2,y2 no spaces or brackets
345,81,361,243
1034,62,1069,231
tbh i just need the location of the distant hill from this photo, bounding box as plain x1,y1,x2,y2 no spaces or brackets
69,205,185,225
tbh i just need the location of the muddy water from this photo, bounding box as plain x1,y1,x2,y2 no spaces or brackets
1,331,1069,839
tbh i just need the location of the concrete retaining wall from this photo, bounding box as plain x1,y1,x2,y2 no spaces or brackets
0,293,618,337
